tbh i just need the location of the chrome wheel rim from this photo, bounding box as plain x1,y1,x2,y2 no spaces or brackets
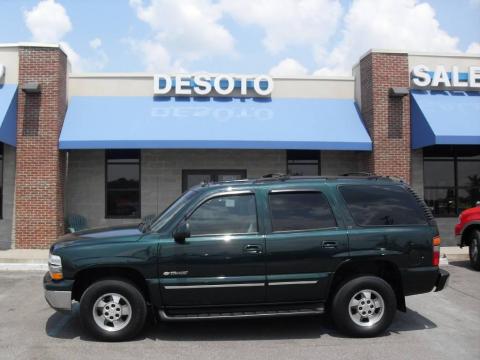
471,238,479,262
348,289,385,327
92,293,132,332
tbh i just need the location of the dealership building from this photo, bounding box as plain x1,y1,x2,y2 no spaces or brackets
0,43,478,249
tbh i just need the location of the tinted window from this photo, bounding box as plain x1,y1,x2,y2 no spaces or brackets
189,194,257,236
423,145,480,216
106,150,140,218
287,150,320,176
269,192,336,232
340,185,426,226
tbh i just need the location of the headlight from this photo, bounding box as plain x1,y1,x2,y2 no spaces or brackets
48,253,63,280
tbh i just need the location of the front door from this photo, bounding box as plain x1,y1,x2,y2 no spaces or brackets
263,188,349,302
158,190,266,306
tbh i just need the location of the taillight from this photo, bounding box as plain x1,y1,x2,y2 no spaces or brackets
432,236,441,266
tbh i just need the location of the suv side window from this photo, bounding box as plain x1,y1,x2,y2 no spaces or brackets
339,185,427,226
269,191,337,232
188,194,258,236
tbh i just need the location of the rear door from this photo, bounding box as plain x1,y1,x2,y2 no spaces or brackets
263,187,349,302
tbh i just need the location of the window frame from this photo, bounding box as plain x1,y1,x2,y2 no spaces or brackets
105,149,141,219
423,146,480,217
182,169,247,192
338,184,428,228
267,189,338,234
184,190,260,237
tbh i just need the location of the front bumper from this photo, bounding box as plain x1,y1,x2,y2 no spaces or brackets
434,268,450,292
43,272,73,312
45,290,72,311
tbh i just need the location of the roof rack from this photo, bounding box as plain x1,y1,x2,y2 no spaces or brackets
200,173,402,187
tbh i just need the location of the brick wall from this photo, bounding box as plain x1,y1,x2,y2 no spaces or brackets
359,52,411,183
14,46,67,249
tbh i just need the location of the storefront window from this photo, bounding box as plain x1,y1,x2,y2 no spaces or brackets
182,170,247,192
424,146,480,217
0,143,3,219
286,150,321,176
106,150,140,218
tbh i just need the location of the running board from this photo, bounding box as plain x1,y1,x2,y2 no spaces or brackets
159,306,324,321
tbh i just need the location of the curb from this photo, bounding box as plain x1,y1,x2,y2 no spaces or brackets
439,254,449,266
0,263,48,271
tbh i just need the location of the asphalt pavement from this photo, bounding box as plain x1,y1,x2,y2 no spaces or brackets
0,261,478,360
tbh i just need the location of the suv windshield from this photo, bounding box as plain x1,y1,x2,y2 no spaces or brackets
147,190,199,232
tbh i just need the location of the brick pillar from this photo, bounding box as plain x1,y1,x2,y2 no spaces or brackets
14,46,67,249
359,52,411,183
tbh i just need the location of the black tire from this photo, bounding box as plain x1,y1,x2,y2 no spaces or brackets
331,276,397,337
79,279,147,341
469,230,480,271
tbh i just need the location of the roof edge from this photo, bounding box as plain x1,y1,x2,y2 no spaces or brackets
69,72,354,81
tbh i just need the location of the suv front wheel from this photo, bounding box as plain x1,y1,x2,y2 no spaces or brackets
331,276,397,337
79,279,147,341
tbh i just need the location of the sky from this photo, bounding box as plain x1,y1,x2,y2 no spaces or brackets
0,0,479,75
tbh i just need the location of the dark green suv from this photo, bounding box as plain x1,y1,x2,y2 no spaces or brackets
44,175,449,341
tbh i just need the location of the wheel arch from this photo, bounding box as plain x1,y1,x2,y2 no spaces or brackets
327,259,406,312
72,266,151,304
461,223,480,247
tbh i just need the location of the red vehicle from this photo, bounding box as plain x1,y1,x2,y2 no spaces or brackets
455,204,480,270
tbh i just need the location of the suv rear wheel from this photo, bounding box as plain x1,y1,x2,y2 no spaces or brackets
469,229,480,271
331,276,397,337
79,279,147,341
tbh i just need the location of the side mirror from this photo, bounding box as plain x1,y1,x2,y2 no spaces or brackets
173,221,190,243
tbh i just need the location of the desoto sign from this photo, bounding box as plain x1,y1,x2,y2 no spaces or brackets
153,74,274,96
412,65,480,88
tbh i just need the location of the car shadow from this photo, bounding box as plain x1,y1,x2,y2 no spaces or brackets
448,260,476,271
45,306,436,342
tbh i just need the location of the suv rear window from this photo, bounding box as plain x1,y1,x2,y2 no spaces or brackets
269,191,336,232
339,185,427,226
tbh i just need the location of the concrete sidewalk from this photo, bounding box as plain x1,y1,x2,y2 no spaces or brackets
0,246,469,271
0,249,49,271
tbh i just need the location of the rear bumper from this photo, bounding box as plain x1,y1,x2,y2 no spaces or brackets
434,268,450,292
402,266,449,295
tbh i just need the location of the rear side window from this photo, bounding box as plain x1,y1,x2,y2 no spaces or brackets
269,191,337,232
339,185,427,226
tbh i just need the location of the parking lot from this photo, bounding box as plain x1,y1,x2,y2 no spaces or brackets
0,261,479,360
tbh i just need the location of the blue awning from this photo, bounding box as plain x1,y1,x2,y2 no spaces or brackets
59,96,372,150
0,84,17,146
411,90,480,149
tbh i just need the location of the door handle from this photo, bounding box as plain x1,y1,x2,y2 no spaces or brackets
243,244,263,254
322,241,338,249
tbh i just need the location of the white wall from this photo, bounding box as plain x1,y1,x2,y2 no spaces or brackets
0,46,19,85
68,75,355,99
